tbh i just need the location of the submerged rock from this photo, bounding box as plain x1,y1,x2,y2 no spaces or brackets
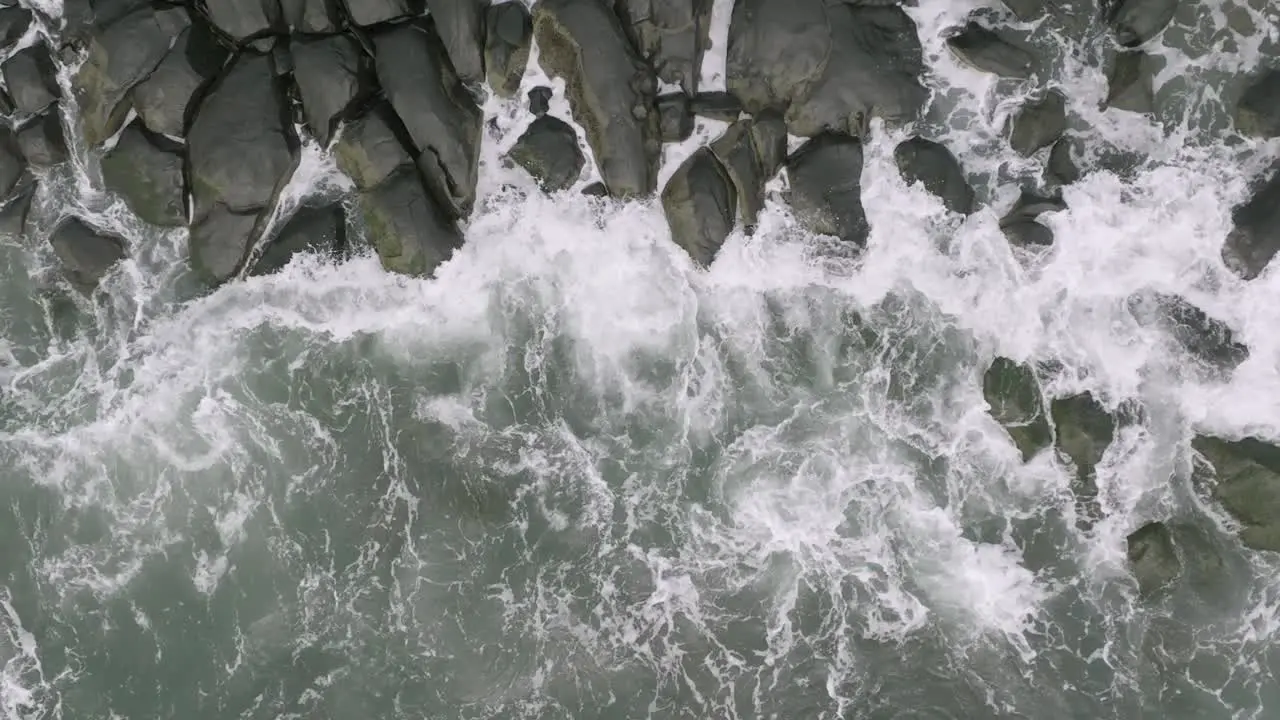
130,23,228,139
1008,89,1067,156
101,121,185,227
657,92,693,142
1127,521,1180,597
427,0,486,88
661,146,736,267
708,111,786,233
1105,50,1155,114
1046,135,1082,186
1222,169,1280,280
249,201,347,276
983,357,1052,461
893,137,975,215
15,110,67,166
1235,69,1280,139
3,43,60,115
48,216,127,290
507,115,585,192
0,125,26,199
946,21,1035,79
1126,292,1249,372
484,1,532,98
534,0,660,198
786,133,868,246
358,166,464,277
615,0,713,94
1106,0,1178,48
1051,392,1115,482
1194,435,1280,552
292,34,375,146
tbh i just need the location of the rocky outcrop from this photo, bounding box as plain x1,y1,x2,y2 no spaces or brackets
708,112,785,232
15,110,68,166
615,0,712,95
204,0,277,44
1194,435,1280,552
1104,50,1155,114
533,0,660,198
1222,169,1280,280
249,201,347,276
48,216,127,290
1105,0,1177,48
101,121,185,227
983,357,1052,461
507,115,585,192
130,23,228,139
484,1,532,98
1127,521,1179,597
426,0,485,88
3,43,59,115
281,0,342,34
291,35,375,146
893,137,975,215
343,0,417,28
1051,392,1115,483
657,92,693,142
0,125,27,199
785,133,868,245
1126,292,1249,372
689,91,742,122
662,147,736,267
333,102,410,191
1235,69,1280,139
0,4,31,47
1008,89,1067,156
946,21,1035,79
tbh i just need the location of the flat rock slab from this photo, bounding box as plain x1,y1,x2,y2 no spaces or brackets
48,216,127,290
130,22,228,139
292,34,374,147
333,101,415,192
101,121,186,227
785,133,869,246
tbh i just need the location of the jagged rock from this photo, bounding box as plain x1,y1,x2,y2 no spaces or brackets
374,21,482,218
0,125,27,198
73,4,190,147
1000,190,1066,247
728,0,925,137
292,35,374,146
708,111,785,232
657,92,693,142
358,166,463,277
983,357,1052,461
1106,0,1177,47
1051,392,1114,482
333,101,412,191
427,0,486,88
534,0,659,198
3,43,59,115
689,91,742,122
1127,522,1179,596
484,1,532,98
130,23,228,139
48,217,127,290
1235,69,1280,139
615,0,712,95
946,21,1035,79
662,146,735,267
1046,135,1081,186
893,137,975,215
0,181,34,237
281,0,342,34
249,201,347,276
1125,292,1249,372
101,121,185,227
507,115,584,192
1222,169,1280,280
1105,50,1155,114
0,86,12,115
785,133,868,245
205,0,277,43
343,0,417,28
1008,89,1067,156
15,110,67,166
1194,435,1280,552
527,86,552,117
187,53,300,284
0,4,31,47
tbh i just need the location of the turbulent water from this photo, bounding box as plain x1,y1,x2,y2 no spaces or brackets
4,0,1280,718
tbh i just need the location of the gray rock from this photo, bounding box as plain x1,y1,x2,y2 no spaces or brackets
983,357,1052,461
101,121,185,227
657,92,693,142
1127,521,1179,597
15,110,67,166
1051,392,1115,482
689,91,742,122
615,0,713,95
534,0,659,198
205,0,277,43
893,137,975,215
484,1,532,98
0,181,34,237
726,0,828,116
0,5,31,47
3,43,60,115
374,21,482,218
1002,220,1054,247
708,111,785,232
427,0,486,87
1106,0,1177,47
280,0,341,34
507,115,584,192
59,0,153,48
73,4,190,147
188,203,261,283
48,216,127,290
1222,169,1280,280
1194,435,1280,552
1126,292,1249,372
357,166,463,277
1046,135,1081,186
580,181,607,197
249,201,347,276
343,0,417,28
946,21,1035,79
785,133,868,246
1235,69,1280,139
1008,89,1067,156
1105,50,1154,114
0,125,26,199
130,23,228,138
1000,190,1066,247
661,146,736,267
333,101,412,191
0,86,12,115
292,35,374,146
527,86,552,116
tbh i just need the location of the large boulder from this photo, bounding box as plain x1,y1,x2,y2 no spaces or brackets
333,101,413,191
1105,0,1177,47
1046,135,1082,186
946,21,1035,79
101,121,186,227
374,21,482,218
983,357,1052,461
656,92,693,142
614,0,713,95
1007,89,1067,156
533,0,660,198
1222,169,1280,280
1126,291,1249,372
1235,69,1280,139
291,35,375,146
358,166,463,277
1104,50,1155,114
1126,521,1179,597
689,90,743,122
484,1,532,98
426,0,486,88
15,110,68,166
0,4,31,48
893,136,975,215
1193,435,1280,552
3,43,59,115
1051,392,1115,483
130,22,228,139
204,0,278,43
707,111,786,232
249,201,347,276
785,133,868,246
187,52,300,284
0,181,35,237
48,217,127,290
343,0,417,28
0,125,26,199
1000,189,1066,248
507,115,584,192
661,146,735,267
280,0,342,34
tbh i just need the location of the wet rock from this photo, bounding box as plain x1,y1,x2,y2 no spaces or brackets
1126,292,1249,371
1194,435,1280,552
343,0,417,28
130,23,228,139
15,110,67,166
281,0,342,34
484,1,532,98
615,0,712,95
785,133,868,246
689,90,742,122
374,21,482,218
0,4,31,47
507,115,585,192
100,121,185,227
657,92,693,142
48,216,127,290
0,125,26,199
946,21,1035,79
73,4,191,147
580,181,607,197
249,201,347,276
292,34,374,146
0,181,34,237
1222,169,1280,280
1235,69,1280,139
187,53,300,285
3,43,60,115
1050,392,1115,482
1106,0,1177,47
206,0,279,43
0,86,12,115
1104,50,1155,114
333,101,412,191
527,86,552,117
708,111,785,232
534,0,660,198
427,0,486,88
1046,135,1081,186
1000,190,1066,247
1007,89,1067,156
661,146,735,267
893,137,975,215
1127,521,1180,596
1002,220,1054,247
983,357,1052,461
358,165,463,277
998,0,1042,21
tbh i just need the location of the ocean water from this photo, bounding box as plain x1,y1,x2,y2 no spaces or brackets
3,0,1280,718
